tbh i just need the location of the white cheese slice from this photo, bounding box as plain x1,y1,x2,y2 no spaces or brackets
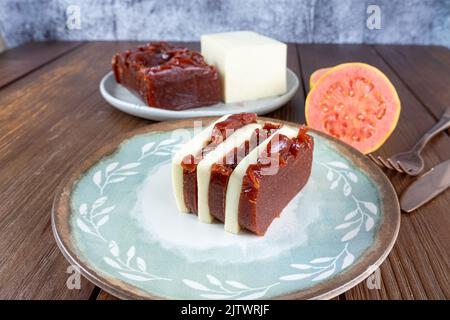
171,114,230,213
224,125,298,234
201,31,287,103
197,123,262,223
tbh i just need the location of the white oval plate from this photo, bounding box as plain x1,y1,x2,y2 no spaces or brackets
99,69,299,121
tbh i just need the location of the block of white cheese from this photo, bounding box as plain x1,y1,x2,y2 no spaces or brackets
201,31,287,103
172,114,230,213
224,125,298,234
197,123,262,223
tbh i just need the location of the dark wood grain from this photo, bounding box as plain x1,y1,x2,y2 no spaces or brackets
0,41,83,89
374,45,450,119
0,41,449,300
297,43,450,299
96,290,119,300
0,42,151,299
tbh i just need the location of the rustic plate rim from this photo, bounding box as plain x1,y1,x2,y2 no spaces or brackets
52,117,400,300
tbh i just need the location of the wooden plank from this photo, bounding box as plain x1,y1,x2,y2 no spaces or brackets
374,45,450,119
97,290,119,300
0,41,83,89
297,44,450,299
2,41,449,300
0,41,150,299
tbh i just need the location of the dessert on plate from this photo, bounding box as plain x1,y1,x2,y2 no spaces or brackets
172,113,314,235
111,31,289,111
112,42,221,110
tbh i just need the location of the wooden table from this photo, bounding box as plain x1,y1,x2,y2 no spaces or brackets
0,41,449,300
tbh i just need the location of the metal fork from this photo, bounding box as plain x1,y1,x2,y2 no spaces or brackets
368,107,450,176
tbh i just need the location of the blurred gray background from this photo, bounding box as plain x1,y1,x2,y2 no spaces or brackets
0,0,449,50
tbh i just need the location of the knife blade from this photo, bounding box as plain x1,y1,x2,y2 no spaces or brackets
400,159,450,212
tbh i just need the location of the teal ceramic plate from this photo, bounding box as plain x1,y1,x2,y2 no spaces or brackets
52,118,400,299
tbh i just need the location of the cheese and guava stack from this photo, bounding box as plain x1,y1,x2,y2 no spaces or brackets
172,113,314,235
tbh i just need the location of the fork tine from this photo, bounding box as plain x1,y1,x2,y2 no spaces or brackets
387,158,404,173
368,154,383,167
368,154,406,174
377,156,395,170
396,161,409,174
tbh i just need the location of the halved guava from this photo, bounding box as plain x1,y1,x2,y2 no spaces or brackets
309,67,331,89
305,63,401,154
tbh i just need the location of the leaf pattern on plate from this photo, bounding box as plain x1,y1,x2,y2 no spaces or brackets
138,136,183,161
182,275,279,300
318,160,359,197
335,195,378,242
278,160,379,286
280,244,353,282
74,137,185,284
94,162,141,195
103,241,171,282
72,134,381,299
75,196,113,241
319,159,379,241
76,137,184,242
